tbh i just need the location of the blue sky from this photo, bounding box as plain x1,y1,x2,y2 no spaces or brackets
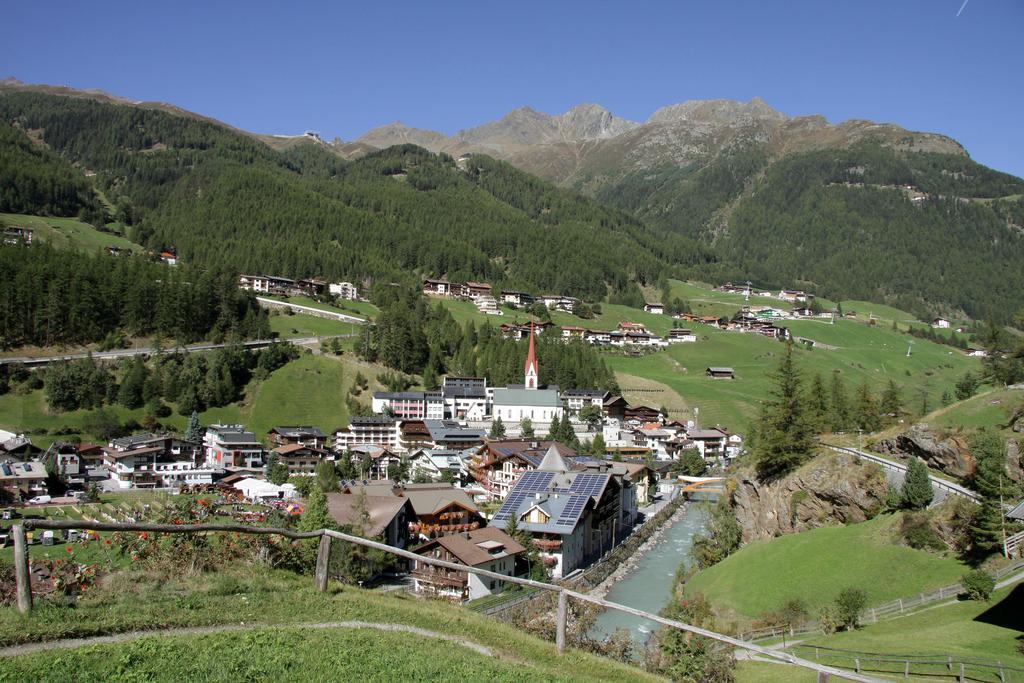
2,1,1022,176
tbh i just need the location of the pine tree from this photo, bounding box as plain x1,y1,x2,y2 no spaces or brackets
299,484,332,532
880,379,902,420
184,410,204,443
753,343,816,480
900,458,933,509
546,414,562,441
679,449,707,477
591,433,606,457
829,371,850,431
808,373,830,432
854,382,881,432
489,416,506,438
968,429,1008,557
520,418,534,437
117,357,147,409
316,460,339,492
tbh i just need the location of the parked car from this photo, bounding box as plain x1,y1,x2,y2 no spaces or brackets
27,495,51,505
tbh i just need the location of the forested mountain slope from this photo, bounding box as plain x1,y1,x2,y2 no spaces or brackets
0,91,711,301
356,98,1024,321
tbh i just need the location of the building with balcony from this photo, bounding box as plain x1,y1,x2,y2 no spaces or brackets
410,526,525,601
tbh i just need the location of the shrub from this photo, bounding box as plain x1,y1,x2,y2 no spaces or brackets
818,605,840,635
834,587,868,630
960,569,995,601
900,512,945,551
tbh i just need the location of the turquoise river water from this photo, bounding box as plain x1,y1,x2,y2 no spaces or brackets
592,501,710,642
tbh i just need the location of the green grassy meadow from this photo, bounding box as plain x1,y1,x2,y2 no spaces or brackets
0,213,140,253
928,387,1023,433
797,584,1024,666
267,311,360,338
0,353,385,447
684,514,969,625
0,568,657,683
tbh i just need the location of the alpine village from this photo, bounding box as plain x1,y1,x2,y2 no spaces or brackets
1,12,1024,681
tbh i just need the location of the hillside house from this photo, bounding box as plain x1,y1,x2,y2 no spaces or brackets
931,317,951,329
333,417,400,452
500,290,534,306
624,405,662,424
706,367,735,379
203,425,264,470
326,492,413,550
538,294,579,312
560,325,586,340
643,303,665,315
475,295,501,315
617,321,647,333
0,460,47,500
422,278,453,297
106,434,213,489
666,328,697,343
602,395,628,421
270,444,332,476
562,389,608,415
268,426,327,450
408,448,472,483
238,274,296,295
463,282,493,300
687,427,731,460
410,526,525,601
778,289,810,303
329,281,359,300
342,481,483,540
489,446,636,578
470,439,580,499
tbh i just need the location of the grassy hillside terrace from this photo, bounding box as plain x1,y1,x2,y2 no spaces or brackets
0,352,386,448
0,567,658,682
684,513,970,629
0,213,140,254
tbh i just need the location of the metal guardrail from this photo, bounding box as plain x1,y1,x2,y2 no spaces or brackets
9,519,879,682
255,297,366,324
822,443,981,503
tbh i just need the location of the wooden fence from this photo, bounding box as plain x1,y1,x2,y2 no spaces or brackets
793,644,1024,683
10,519,877,683
740,557,1024,643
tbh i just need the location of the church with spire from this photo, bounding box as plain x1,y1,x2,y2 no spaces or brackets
490,322,564,425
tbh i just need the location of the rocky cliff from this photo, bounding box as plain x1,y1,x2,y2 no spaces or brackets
872,424,975,481
731,451,888,542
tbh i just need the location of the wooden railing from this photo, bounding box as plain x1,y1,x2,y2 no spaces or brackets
792,644,1024,683
9,519,877,682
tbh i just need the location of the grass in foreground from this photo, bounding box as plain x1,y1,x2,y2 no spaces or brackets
685,513,969,627
0,567,656,682
797,584,1024,666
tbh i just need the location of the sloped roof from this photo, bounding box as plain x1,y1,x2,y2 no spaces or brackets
538,444,571,473
492,388,561,407
326,493,411,537
415,526,524,567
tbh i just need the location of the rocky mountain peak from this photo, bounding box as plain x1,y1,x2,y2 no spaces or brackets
557,103,639,140
647,97,787,127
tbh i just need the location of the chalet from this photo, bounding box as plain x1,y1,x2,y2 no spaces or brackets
489,446,636,578
410,526,525,601
602,395,629,421
706,367,735,379
408,448,472,483
562,389,608,415
296,277,328,297
500,290,534,306
476,296,501,315
697,315,725,328
666,328,697,343
625,331,664,347
0,460,47,500
931,317,951,329
778,289,811,303
422,278,453,297
584,329,612,345
0,433,41,461
329,281,359,300
159,248,178,266
267,426,327,450
333,417,400,453
463,282,493,300
342,481,483,540
43,442,89,487
607,331,626,346
753,307,788,321
792,307,815,318
617,321,647,333
399,420,485,452
238,274,296,295
538,294,579,312
687,427,731,460
618,462,656,506
643,303,665,315
560,325,586,340
203,425,264,470
624,405,661,424
270,444,332,476
2,226,32,246
326,492,413,550
346,444,402,480
470,439,579,499
106,433,214,489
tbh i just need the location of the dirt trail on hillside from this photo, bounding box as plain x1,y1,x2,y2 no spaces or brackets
0,621,494,658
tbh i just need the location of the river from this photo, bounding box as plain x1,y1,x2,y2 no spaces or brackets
591,499,711,641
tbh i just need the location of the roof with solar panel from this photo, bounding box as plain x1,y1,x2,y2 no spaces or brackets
490,445,613,535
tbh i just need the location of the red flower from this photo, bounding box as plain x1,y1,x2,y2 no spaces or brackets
65,546,74,554
139,532,150,540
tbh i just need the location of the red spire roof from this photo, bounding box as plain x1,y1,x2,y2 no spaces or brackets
524,321,538,388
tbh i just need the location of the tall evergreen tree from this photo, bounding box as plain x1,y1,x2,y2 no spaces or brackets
489,416,506,438
829,371,851,432
808,372,830,432
753,343,816,480
901,458,934,510
880,379,903,420
546,414,563,441
854,381,882,432
968,428,1008,557
520,418,534,437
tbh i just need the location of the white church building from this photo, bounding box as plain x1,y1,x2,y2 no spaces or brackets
490,323,564,424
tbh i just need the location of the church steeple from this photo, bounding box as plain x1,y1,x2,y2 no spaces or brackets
524,321,538,390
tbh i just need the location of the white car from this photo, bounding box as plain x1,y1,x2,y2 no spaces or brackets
27,495,52,505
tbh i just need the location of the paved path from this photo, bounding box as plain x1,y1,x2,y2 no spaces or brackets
0,620,494,658
0,335,352,366
255,297,366,324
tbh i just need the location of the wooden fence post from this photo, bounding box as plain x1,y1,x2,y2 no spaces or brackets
13,524,32,614
816,672,829,683
314,533,331,592
556,590,568,654
959,662,965,683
